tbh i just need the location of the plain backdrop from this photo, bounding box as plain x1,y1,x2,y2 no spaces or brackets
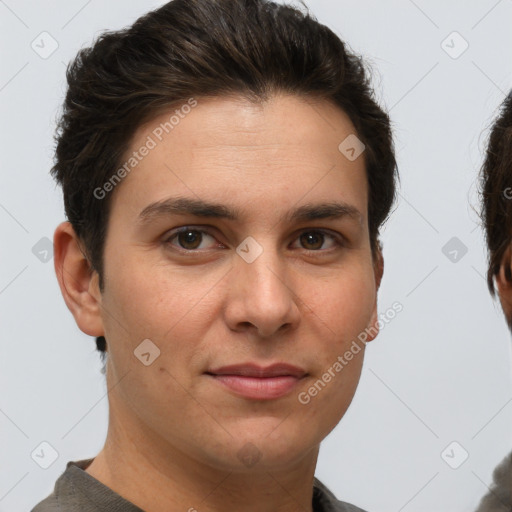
1,0,512,511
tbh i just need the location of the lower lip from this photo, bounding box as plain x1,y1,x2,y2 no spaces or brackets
208,374,303,400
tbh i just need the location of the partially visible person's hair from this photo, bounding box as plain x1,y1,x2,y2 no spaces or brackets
480,91,512,296
51,0,398,361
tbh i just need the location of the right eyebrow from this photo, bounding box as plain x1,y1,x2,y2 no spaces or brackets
137,197,238,225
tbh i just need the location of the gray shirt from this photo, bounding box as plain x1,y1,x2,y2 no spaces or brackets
31,458,368,512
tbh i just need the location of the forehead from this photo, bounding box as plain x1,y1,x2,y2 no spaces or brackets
109,94,368,222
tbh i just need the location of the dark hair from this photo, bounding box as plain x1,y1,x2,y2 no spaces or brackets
51,0,398,358
480,91,512,295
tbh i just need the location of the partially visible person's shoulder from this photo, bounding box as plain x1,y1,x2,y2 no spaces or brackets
475,450,512,512
313,477,369,512
31,458,94,512
31,493,59,512
31,457,142,512
32,461,368,512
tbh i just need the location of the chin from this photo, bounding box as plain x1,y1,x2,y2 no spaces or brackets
199,428,316,474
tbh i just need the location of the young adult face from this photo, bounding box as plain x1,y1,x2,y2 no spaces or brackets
55,93,382,476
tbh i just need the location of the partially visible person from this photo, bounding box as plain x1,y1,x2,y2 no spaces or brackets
476,90,512,511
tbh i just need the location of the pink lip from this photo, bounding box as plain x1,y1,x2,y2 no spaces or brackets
206,363,307,400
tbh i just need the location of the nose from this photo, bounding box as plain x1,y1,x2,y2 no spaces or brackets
223,243,301,338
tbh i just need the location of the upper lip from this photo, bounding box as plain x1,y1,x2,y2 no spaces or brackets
206,363,307,378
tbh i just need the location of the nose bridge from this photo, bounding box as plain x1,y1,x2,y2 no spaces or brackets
238,238,288,298
230,235,299,336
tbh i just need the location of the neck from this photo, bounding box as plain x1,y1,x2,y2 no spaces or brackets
85,384,319,512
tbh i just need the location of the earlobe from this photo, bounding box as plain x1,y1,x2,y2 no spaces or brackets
53,221,105,337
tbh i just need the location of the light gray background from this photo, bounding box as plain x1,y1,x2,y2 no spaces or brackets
1,0,512,511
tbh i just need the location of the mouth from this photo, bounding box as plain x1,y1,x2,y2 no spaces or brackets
205,363,308,400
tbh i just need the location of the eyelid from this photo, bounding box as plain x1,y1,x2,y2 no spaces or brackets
163,225,346,253
163,226,223,252
290,228,346,250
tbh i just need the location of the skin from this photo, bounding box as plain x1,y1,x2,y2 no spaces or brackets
54,93,383,512
497,246,512,328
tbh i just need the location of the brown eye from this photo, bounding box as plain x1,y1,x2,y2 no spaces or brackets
300,231,325,250
165,228,219,251
177,230,203,250
293,230,342,252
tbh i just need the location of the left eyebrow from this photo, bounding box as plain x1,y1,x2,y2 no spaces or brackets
136,196,362,226
289,202,362,223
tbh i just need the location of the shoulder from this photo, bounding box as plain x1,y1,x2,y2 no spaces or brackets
313,477,368,512
30,458,96,512
31,494,60,512
475,450,512,512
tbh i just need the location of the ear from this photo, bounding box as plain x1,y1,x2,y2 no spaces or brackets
366,245,385,343
373,244,384,290
53,221,105,337
496,244,512,327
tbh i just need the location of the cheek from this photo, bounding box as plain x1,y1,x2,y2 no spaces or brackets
100,262,216,435
297,356,364,444
309,266,376,344
296,263,375,401
100,255,224,376
103,255,199,333
291,273,373,443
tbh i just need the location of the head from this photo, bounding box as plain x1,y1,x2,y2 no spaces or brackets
480,91,512,329
53,0,397,473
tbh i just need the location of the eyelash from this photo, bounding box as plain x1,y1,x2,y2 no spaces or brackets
163,226,346,255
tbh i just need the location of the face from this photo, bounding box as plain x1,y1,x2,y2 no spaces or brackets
73,94,382,473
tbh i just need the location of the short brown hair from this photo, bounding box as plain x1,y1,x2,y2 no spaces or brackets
51,0,398,357
480,91,512,295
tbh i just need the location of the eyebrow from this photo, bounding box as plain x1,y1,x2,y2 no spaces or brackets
137,196,362,225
